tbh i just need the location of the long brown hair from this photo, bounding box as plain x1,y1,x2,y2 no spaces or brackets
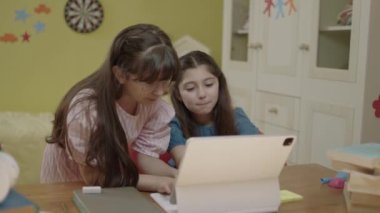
170,51,237,138
47,24,179,187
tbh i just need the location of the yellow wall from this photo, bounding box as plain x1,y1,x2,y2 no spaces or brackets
0,0,222,112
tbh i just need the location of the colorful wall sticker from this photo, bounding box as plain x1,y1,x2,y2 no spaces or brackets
0,3,51,44
263,0,297,18
263,0,275,17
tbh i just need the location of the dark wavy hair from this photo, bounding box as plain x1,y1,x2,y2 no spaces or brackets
170,51,237,138
47,24,179,187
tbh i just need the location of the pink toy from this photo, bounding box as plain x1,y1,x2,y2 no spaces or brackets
327,178,345,189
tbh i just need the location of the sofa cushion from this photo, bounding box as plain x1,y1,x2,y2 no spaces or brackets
0,112,53,184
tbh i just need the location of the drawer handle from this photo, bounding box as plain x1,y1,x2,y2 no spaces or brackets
299,43,310,51
268,108,278,114
248,42,263,50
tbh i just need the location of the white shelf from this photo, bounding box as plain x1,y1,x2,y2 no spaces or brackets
319,25,351,32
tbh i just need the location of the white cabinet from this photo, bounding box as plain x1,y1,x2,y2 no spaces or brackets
222,0,380,167
298,0,380,167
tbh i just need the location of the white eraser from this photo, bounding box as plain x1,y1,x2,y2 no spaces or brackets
82,186,102,194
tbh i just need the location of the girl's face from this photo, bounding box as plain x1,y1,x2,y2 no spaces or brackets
114,66,170,107
178,65,219,124
123,76,170,105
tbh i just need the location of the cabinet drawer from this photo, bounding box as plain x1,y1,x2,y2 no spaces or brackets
255,91,300,130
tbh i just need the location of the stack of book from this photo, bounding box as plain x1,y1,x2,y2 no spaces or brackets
327,143,380,212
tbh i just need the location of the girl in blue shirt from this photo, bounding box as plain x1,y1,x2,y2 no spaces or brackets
168,51,261,166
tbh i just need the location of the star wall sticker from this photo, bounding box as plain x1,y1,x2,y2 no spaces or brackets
373,95,380,118
15,9,31,22
22,32,31,42
34,21,46,33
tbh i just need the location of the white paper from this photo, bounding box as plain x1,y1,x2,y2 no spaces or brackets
150,193,177,213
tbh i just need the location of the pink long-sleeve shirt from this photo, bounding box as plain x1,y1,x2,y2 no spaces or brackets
40,89,174,183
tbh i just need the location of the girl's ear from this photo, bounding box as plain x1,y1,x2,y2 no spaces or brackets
175,89,182,102
112,66,126,84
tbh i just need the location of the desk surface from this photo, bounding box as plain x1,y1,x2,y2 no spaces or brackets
15,164,347,213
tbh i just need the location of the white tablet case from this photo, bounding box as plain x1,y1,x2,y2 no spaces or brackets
175,135,296,213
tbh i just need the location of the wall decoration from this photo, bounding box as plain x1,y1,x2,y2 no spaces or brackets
285,0,297,15
275,0,285,19
21,32,31,42
263,0,297,18
0,34,18,43
64,0,104,33
263,0,275,17
34,21,46,33
34,4,51,14
373,95,380,118
0,3,51,44
15,9,31,22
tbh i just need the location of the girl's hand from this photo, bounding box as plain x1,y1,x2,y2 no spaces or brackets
155,176,175,194
137,174,175,193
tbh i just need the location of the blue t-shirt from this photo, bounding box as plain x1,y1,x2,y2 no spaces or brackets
168,107,260,151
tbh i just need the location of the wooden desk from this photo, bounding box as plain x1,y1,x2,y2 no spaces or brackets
15,164,347,213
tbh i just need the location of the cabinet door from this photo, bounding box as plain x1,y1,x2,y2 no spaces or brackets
298,0,369,167
222,0,255,116
252,0,307,97
222,0,251,72
297,101,354,167
309,0,359,82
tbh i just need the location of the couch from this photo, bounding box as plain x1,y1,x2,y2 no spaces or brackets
0,112,53,184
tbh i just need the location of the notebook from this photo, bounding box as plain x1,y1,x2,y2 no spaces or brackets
327,143,380,170
151,134,296,213
73,187,161,213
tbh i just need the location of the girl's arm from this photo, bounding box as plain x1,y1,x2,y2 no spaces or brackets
137,153,178,178
78,164,175,193
234,107,262,134
133,100,177,177
137,174,175,194
170,145,186,168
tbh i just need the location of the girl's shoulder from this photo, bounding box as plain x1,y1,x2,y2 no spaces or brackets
140,98,175,119
169,116,181,127
74,88,95,99
233,107,248,118
70,88,96,107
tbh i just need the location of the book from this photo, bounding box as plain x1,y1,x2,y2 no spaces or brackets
331,159,375,174
327,143,380,170
0,189,38,213
344,188,380,207
73,187,162,213
343,186,380,213
346,171,380,196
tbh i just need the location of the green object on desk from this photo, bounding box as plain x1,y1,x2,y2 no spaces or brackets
280,190,303,203
73,187,161,213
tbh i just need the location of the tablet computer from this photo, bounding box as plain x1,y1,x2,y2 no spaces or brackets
176,135,296,213
151,135,296,213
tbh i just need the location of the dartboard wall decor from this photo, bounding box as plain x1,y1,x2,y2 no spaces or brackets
64,0,104,33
